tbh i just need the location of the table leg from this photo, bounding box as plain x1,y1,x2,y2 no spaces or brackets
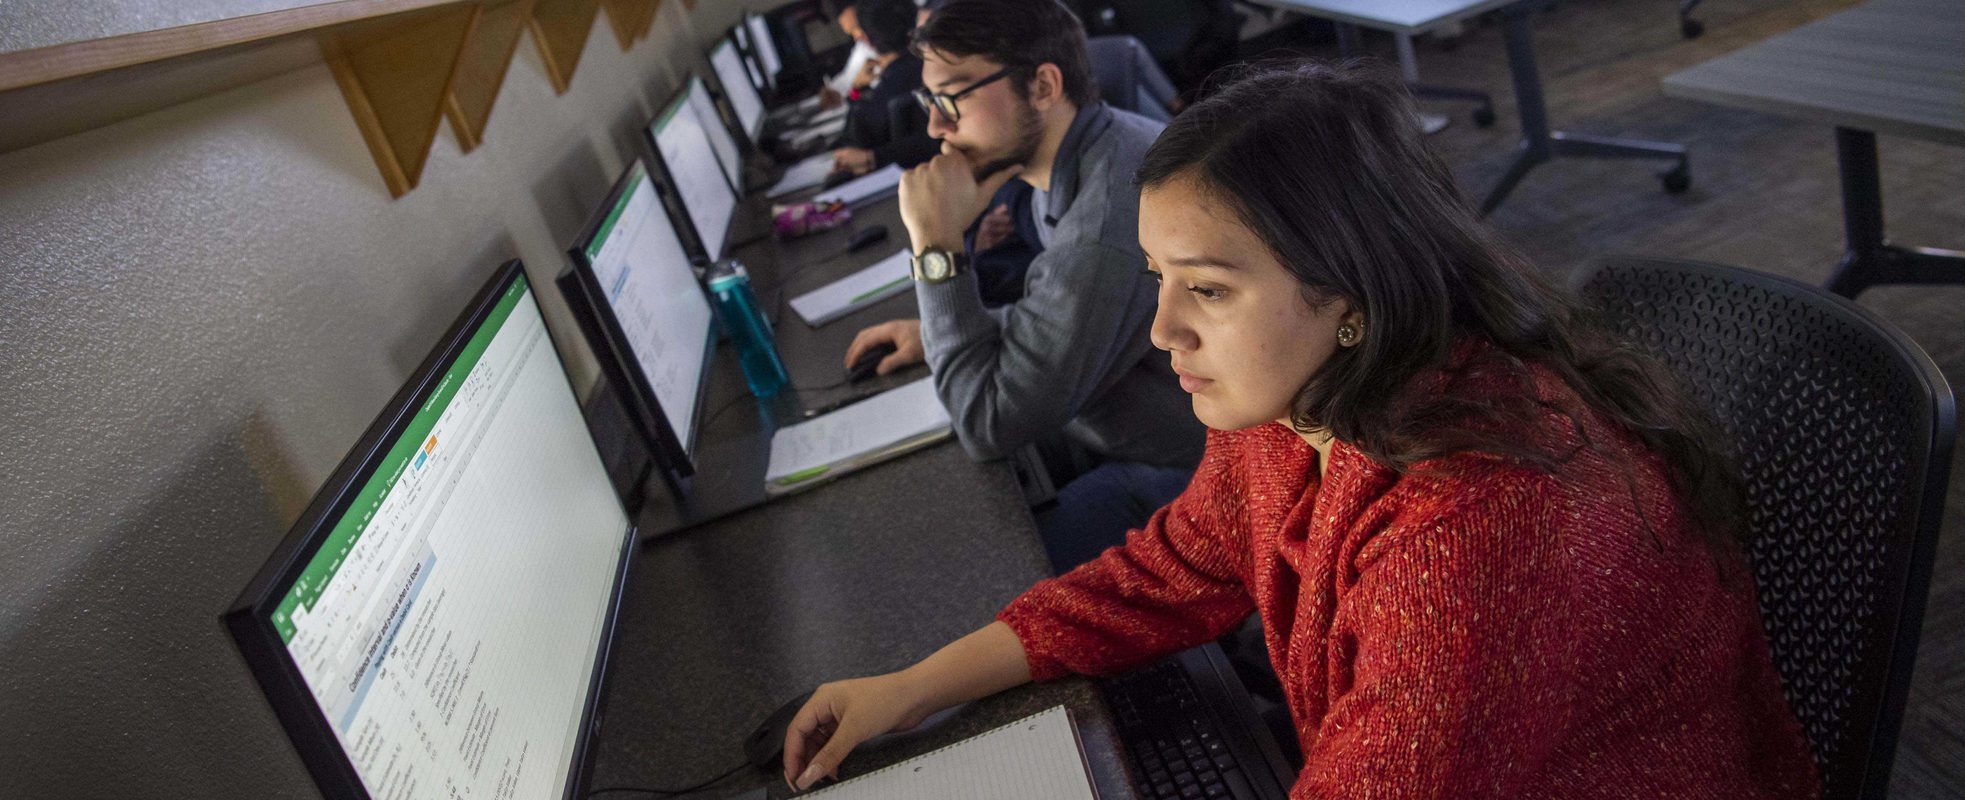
1334,22,1362,59
1825,127,1965,297
1479,0,1689,216
1397,31,1470,134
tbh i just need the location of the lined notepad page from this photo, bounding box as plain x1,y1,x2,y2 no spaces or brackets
766,377,949,484
788,249,912,326
802,706,1098,800
768,153,838,199
814,165,903,206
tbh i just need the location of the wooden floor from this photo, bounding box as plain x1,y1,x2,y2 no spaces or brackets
1231,0,1965,795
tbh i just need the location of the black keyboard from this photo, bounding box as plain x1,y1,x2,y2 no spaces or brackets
1103,659,1264,800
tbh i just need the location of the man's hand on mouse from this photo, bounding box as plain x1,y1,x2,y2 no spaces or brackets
844,319,924,375
784,672,932,791
833,147,875,176
899,141,1022,257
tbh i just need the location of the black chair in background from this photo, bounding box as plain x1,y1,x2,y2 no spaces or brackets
1075,0,1244,101
881,95,940,169
760,1,837,98
1572,256,1955,800
1680,0,1706,38
1087,35,1181,122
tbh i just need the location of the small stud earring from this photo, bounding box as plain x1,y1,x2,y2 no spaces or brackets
1336,322,1361,346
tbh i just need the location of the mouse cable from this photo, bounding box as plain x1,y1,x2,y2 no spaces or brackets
587,760,751,797
699,377,854,433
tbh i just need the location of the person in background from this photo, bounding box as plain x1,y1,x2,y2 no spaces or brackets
817,1,877,110
830,0,941,174
844,0,1204,573
791,62,1823,799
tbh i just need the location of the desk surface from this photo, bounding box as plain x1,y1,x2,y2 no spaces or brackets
1662,0,1965,147
635,190,939,534
587,188,1140,798
1234,0,1518,34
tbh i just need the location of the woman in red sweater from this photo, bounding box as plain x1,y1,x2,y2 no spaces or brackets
782,62,1822,798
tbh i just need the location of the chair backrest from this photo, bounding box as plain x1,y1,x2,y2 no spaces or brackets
1077,0,1202,61
885,94,927,148
1571,256,1955,800
1086,35,1178,123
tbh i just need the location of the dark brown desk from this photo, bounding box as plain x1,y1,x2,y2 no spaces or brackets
583,188,1141,798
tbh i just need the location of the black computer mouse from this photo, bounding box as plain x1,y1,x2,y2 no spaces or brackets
847,342,898,383
743,690,815,771
846,224,889,252
821,169,857,189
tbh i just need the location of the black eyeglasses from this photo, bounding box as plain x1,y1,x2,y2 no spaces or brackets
911,67,1015,123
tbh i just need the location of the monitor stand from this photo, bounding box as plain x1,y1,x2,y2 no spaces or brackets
581,385,654,516
634,390,796,539
724,194,778,254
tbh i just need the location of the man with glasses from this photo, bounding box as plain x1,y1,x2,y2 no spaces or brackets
843,0,1203,572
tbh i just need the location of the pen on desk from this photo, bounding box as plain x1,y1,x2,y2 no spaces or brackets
801,389,881,419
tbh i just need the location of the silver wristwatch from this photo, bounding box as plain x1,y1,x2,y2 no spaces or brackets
909,248,968,283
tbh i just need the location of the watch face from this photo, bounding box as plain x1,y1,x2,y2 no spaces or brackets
924,251,952,281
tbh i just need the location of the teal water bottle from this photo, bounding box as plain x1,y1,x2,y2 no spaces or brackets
706,261,789,398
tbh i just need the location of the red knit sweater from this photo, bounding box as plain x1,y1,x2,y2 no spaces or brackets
999,350,1821,798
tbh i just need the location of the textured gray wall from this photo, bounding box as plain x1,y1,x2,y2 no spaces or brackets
0,1,757,796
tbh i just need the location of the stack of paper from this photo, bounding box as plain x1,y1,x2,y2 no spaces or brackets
788,249,913,327
800,706,1098,800
785,116,850,151
766,377,950,491
814,164,903,207
769,153,841,199
804,104,850,126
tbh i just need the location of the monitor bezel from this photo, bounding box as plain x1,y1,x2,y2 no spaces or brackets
727,25,771,98
565,160,719,468
709,37,768,144
678,73,745,200
641,83,737,265
221,259,640,800
744,12,781,93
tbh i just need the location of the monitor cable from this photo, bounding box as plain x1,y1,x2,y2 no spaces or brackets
699,376,855,433
586,759,751,797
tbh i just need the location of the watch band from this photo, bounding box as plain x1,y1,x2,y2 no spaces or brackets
910,248,969,283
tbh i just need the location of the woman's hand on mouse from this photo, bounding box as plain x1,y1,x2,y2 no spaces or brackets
783,671,933,790
782,622,1033,791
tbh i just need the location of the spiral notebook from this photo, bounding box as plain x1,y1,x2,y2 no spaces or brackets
765,377,951,493
800,706,1099,800
788,249,913,327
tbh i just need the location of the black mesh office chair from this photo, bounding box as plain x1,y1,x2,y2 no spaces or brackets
1076,0,1243,100
1679,0,1705,38
1087,35,1181,123
1571,256,1955,800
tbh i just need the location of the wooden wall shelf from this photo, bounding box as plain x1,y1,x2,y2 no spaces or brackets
603,0,662,51
323,5,479,197
0,0,664,196
527,0,605,95
445,0,536,152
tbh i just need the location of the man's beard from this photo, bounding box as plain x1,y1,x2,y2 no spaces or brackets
965,102,1044,182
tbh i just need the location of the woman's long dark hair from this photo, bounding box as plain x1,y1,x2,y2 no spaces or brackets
1139,61,1747,553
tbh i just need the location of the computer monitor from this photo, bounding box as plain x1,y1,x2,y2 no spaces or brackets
711,38,766,142
224,261,637,800
647,82,739,263
562,160,718,495
745,12,783,92
727,25,769,97
683,73,744,196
